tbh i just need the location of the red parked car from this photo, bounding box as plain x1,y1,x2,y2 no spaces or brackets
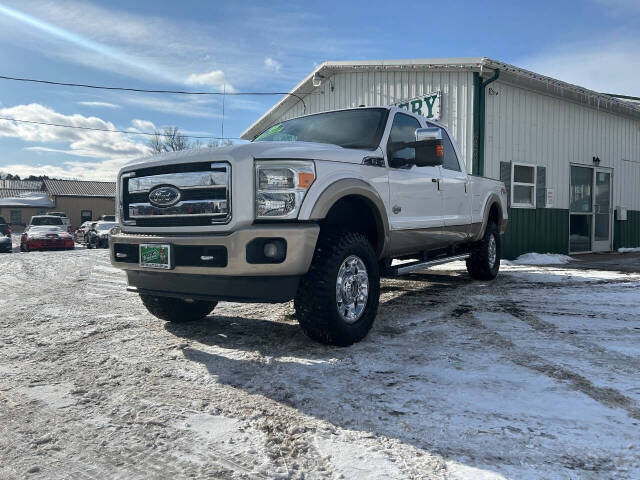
20,215,74,252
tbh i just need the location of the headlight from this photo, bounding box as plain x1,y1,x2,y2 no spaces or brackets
255,161,315,219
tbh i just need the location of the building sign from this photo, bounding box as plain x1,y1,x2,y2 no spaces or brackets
392,91,441,120
546,188,554,208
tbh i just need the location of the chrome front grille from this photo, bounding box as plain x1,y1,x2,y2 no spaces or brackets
121,162,231,227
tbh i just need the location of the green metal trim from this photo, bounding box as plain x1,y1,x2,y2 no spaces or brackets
501,208,640,259
472,73,481,175
502,208,569,260
614,210,640,250
472,69,500,176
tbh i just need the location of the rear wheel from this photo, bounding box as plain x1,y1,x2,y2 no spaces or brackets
466,222,501,280
139,295,217,323
294,231,380,346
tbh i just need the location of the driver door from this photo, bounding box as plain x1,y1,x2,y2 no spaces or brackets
386,112,443,256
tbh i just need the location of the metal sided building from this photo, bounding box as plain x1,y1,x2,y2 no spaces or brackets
241,58,640,258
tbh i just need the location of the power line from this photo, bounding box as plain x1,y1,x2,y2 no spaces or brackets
0,115,238,140
0,74,308,112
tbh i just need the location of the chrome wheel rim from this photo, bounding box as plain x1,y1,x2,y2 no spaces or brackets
336,255,369,324
488,234,497,267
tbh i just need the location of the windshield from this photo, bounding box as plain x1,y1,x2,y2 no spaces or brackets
31,217,63,226
253,108,388,150
96,222,117,231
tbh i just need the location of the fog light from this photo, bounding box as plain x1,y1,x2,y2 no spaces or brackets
264,242,278,258
246,238,287,264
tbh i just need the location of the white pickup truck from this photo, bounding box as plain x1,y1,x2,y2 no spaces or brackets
110,107,508,345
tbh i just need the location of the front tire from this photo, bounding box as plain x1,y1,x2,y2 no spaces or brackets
139,295,217,323
294,231,380,346
466,222,501,280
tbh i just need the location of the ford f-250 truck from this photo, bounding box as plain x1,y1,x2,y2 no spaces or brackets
110,107,508,346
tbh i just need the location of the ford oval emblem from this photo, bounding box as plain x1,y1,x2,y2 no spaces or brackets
149,185,181,207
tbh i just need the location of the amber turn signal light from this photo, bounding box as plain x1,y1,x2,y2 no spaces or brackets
298,172,315,189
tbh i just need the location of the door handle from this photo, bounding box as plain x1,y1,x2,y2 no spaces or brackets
431,178,440,190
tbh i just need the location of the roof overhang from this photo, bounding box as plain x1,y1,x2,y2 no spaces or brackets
241,57,640,140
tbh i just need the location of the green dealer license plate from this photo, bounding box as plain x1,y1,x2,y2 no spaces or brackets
139,244,172,269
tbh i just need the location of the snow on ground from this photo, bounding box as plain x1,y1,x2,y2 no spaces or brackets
1,248,639,479
619,247,640,253
507,252,574,265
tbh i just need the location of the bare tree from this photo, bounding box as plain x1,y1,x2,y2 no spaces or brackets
148,126,233,154
207,138,233,148
148,127,191,154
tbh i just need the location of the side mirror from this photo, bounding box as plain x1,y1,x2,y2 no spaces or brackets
387,127,444,168
413,128,443,167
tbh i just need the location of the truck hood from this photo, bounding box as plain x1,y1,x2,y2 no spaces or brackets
122,142,381,171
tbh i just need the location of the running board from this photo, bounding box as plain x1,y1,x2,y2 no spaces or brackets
390,253,470,276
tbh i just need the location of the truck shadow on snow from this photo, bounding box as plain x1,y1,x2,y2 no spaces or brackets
164,270,580,469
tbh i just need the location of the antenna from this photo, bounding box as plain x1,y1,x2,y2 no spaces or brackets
221,82,226,141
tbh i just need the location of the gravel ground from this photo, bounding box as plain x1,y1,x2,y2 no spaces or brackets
1,245,639,479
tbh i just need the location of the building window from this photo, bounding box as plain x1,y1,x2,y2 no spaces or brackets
511,163,537,208
10,210,22,225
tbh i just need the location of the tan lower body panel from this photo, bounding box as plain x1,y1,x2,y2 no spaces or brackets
110,224,320,276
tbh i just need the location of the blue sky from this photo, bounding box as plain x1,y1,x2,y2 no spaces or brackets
0,0,638,180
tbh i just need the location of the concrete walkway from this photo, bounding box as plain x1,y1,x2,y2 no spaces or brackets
570,252,640,273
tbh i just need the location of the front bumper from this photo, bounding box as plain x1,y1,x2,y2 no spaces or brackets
110,224,319,303
26,238,74,250
109,224,320,277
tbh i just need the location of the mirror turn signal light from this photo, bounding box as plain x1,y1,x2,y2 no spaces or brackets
436,145,444,157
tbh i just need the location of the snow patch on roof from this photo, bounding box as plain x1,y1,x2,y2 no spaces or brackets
0,192,54,207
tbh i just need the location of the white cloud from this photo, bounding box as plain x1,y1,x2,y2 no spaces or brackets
129,119,156,132
1,157,132,181
520,36,640,97
264,57,282,73
185,70,234,92
0,0,365,90
0,103,149,168
122,95,222,119
77,101,121,109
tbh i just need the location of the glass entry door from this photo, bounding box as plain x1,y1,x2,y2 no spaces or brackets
569,165,612,253
593,169,612,252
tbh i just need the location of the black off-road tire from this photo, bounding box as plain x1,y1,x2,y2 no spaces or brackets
139,294,217,323
294,231,380,346
466,222,501,280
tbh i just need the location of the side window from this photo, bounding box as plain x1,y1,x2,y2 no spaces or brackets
387,113,421,164
440,130,461,172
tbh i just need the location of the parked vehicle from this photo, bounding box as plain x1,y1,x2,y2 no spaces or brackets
20,215,74,252
87,221,118,249
0,216,11,253
110,106,508,345
75,221,97,244
48,211,72,232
